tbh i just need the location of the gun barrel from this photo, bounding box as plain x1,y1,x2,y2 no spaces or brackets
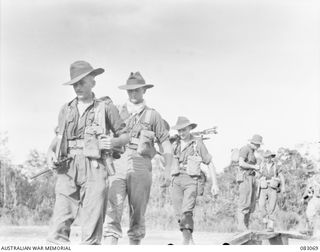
30,169,52,180
30,157,72,180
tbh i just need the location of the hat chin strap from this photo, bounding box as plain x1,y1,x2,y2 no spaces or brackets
126,99,146,115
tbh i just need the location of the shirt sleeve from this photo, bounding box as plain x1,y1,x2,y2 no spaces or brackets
239,146,250,161
57,104,68,136
105,101,127,136
151,110,170,144
196,139,212,165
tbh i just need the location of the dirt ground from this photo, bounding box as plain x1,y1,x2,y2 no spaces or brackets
0,226,318,245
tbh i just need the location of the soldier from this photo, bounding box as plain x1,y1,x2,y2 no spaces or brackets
170,116,219,245
237,134,263,231
301,168,320,236
46,61,128,244
257,150,285,232
103,72,173,245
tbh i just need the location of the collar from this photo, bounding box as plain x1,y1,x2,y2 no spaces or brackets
179,135,196,152
126,99,146,115
69,93,97,107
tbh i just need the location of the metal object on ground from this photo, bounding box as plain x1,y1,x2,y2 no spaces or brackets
222,231,310,245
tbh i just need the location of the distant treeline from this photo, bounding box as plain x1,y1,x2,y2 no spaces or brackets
0,145,317,232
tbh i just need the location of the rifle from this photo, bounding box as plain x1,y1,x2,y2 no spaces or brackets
30,157,72,180
169,126,218,143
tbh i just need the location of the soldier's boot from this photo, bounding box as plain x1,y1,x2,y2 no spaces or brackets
129,238,141,245
182,229,192,245
237,212,248,232
104,236,118,245
267,220,274,232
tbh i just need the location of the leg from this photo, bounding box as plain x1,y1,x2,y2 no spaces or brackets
266,188,277,231
126,166,152,243
180,175,198,244
103,175,127,244
171,175,184,227
306,197,318,235
47,172,80,244
238,175,253,230
259,189,268,228
80,158,108,245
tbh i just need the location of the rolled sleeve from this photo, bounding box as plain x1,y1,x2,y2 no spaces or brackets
57,104,67,135
196,139,212,165
151,110,169,144
239,146,250,160
105,102,126,136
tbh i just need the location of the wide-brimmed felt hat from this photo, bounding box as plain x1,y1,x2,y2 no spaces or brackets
263,150,276,158
248,134,263,145
171,116,197,130
118,72,154,90
62,61,104,86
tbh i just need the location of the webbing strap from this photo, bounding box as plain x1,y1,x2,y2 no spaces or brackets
93,101,106,134
144,109,152,124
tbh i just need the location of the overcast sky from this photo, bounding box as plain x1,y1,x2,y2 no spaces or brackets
1,0,319,171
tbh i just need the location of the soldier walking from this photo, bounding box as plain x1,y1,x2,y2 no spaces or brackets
237,134,263,231
170,116,219,244
257,150,285,232
103,72,173,245
302,169,320,236
46,61,128,244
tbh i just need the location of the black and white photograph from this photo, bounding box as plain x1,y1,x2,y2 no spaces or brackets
0,0,319,249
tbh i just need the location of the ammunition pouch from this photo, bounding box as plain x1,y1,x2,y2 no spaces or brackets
186,155,202,177
269,178,281,190
83,125,104,159
171,157,180,176
259,178,268,189
236,169,244,183
137,129,157,159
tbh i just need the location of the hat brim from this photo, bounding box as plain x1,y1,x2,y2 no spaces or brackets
248,139,263,145
118,84,154,90
264,154,276,158
62,68,105,86
171,123,197,131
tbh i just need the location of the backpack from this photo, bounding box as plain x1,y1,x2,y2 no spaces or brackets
231,148,240,163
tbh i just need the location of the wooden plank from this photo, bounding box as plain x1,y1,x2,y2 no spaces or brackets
222,231,253,245
280,231,310,240
223,230,310,245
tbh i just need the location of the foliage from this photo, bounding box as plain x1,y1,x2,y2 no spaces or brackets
0,137,318,233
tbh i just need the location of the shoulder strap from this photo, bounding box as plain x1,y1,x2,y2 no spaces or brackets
143,109,153,124
93,100,107,134
192,139,200,156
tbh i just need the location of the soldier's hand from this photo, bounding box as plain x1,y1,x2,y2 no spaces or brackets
99,135,113,150
254,165,260,171
211,185,219,198
47,150,58,170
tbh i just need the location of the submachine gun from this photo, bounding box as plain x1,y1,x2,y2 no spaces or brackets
169,126,218,143
30,157,72,180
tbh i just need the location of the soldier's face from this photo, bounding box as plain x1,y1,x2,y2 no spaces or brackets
178,126,192,140
127,87,145,104
73,75,95,100
251,143,261,150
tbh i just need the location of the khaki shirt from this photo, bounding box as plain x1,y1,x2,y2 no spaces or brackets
173,136,212,167
57,96,126,156
125,106,169,145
